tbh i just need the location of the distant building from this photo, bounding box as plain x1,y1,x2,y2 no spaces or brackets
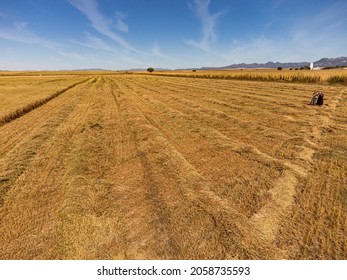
310,62,321,70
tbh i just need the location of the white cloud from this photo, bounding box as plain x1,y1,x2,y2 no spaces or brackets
0,22,59,49
293,4,346,42
68,0,136,52
223,36,282,63
185,0,223,51
14,21,28,31
68,34,117,53
86,33,113,50
115,12,128,33
288,2,347,60
151,43,174,60
57,51,90,60
193,1,347,65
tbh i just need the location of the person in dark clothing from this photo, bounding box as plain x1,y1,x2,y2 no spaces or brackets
310,92,319,105
316,93,324,105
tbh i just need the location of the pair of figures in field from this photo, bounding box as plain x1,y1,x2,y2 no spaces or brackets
310,92,324,105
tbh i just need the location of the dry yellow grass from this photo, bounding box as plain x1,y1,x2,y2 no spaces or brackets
0,71,346,259
149,68,347,84
0,74,89,116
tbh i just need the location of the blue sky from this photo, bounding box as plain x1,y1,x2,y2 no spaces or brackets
0,0,346,70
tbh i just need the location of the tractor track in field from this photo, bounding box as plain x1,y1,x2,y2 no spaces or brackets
0,79,101,258
1,73,346,259
0,79,95,207
0,77,92,127
103,77,278,258
249,87,346,257
0,78,94,159
119,77,295,161
115,76,346,258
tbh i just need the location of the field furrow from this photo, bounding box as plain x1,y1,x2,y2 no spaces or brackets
0,79,94,205
108,77,277,258
1,72,346,260
0,79,102,258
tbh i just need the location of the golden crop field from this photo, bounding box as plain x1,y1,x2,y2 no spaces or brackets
0,70,346,260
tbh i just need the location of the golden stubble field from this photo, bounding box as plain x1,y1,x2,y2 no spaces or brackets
0,70,346,259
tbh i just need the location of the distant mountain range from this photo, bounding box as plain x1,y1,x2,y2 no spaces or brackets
199,57,347,70
71,57,347,71
72,68,106,71
313,57,347,67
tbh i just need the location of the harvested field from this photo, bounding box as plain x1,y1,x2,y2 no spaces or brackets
0,72,346,259
0,74,89,117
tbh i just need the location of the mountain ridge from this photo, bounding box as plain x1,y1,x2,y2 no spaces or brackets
204,56,347,70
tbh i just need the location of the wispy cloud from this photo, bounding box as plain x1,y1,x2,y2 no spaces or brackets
57,51,90,60
68,0,136,52
69,32,119,53
0,21,59,49
13,21,28,31
224,36,278,63
85,32,116,51
151,43,174,60
291,2,347,42
289,2,347,59
185,0,223,51
270,0,287,12
115,12,128,33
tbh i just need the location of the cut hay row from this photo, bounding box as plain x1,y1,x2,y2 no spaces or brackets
277,91,347,259
0,75,90,116
0,73,346,259
109,77,278,258
0,79,98,207
115,75,347,258
0,78,124,259
0,77,92,126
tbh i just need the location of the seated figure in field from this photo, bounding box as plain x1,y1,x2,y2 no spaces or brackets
316,92,324,105
310,92,324,105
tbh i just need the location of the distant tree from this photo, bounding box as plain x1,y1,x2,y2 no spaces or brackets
277,67,283,70
147,67,154,73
